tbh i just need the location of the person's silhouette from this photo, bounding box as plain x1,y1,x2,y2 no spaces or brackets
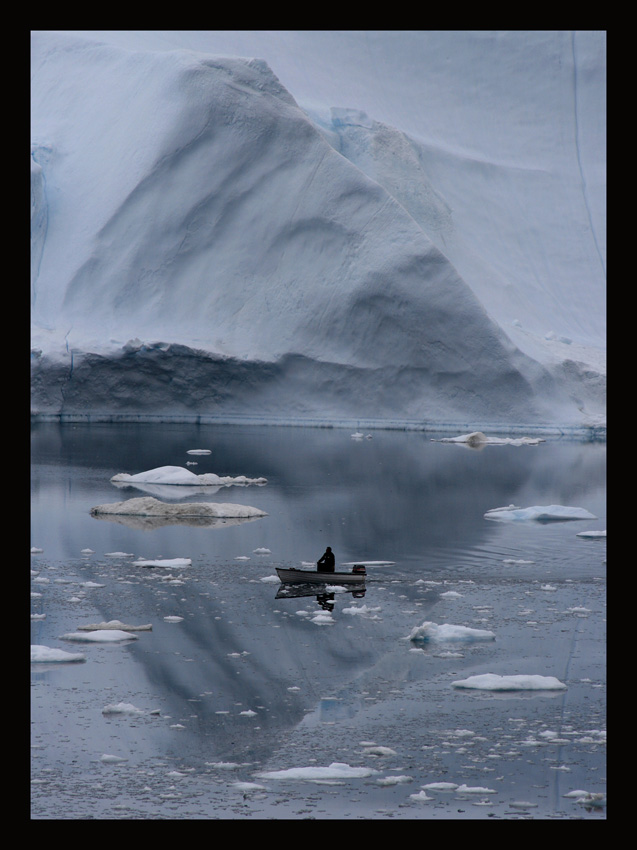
317,546,335,573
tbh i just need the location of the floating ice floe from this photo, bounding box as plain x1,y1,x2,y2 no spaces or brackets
410,790,434,802
361,745,397,756
342,604,382,617
255,762,379,781
484,504,597,522
451,673,567,691
60,629,139,642
310,611,335,625
422,782,459,792
377,775,413,786
456,783,496,794
432,431,545,447
133,557,192,568
91,496,267,520
102,702,159,715
31,645,86,663
503,558,535,565
564,790,606,809
408,622,496,643
232,781,267,792
110,465,266,487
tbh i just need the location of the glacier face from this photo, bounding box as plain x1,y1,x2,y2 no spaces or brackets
30,31,606,432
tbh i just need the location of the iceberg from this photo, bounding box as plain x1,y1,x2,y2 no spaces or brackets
30,31,605,434
111,465,267,486
90,496,266,518
89,496,267,529
484,505,597,522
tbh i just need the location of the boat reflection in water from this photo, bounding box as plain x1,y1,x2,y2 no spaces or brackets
275,578,366,610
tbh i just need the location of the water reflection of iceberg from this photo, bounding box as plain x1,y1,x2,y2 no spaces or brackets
110,482,226,498
302,697,363,724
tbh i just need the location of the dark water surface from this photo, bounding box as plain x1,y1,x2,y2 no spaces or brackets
31,422,606,820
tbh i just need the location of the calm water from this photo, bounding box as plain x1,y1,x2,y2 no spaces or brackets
31,422,606,820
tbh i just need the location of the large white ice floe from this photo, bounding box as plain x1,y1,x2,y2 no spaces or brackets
90,496,267,519
408,622,496,643
484,504,597,522
31,645,86,663
433,431,546,447
255,762,379,781
60,630,139,642
111,465,266,486
451,673,567,690
101,702,157,715
133,558,191,569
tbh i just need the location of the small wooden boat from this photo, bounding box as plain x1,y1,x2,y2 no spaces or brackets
276,565,367,585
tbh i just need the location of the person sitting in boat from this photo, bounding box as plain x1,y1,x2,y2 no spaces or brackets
317,546,335,573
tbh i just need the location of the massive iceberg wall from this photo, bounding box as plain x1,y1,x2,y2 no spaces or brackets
30,32,605,432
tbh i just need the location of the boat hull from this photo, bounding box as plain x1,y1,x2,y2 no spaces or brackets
276,567,366,584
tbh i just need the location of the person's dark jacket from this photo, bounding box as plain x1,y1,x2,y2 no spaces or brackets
317,548,335,572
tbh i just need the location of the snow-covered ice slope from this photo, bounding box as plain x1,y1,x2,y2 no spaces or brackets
30,31,606,432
